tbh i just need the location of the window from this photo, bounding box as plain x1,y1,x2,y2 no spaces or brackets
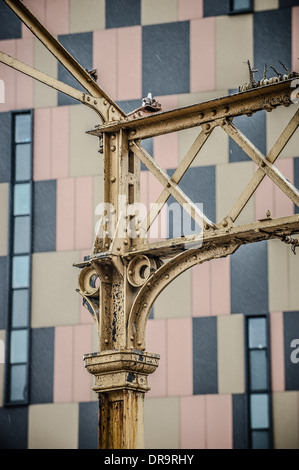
6,111,33,405
247,316,272,449
229,0,253,14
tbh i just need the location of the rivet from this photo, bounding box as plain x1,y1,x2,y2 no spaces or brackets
192,255,197,260
143,303,147,308
222,219,228,227
87,96,90,101
130,130,136,136
147,282,151,287
111,176,116,182
117,246,121,251
105,339,108,344
130,336,134,341
224,106,229,113
111,134,116,140
94,100,98,105
111,107,115,113
111,145,116,151
103,100,107,105
166,182,171,188
165,274,169,279
104,275,109,280
199,113,204,119
123,240,128,245
129,141,134,147
138,341,142,346
211,110,216,116
128,270,133,275
205,124,211,131
261,161,266,167
105,243,109,248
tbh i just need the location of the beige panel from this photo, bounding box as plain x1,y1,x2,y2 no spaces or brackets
154,270,191,319
69,104,102,177
216,161,255,225
0,330,5,407
28,403,79,449
216,15,253,90
179,125,228,167
0,183,9,256
141,0,178,25
217,314,245,394
34,39,57,108
144,396,179,449
31,251,81,328
267,106,299,159
70,0,105,33
254,0,278,11
268,238,299,312
272,392,299,449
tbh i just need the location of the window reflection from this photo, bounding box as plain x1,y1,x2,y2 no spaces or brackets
250,394,269,429
14,183,31,216
14,114,31,143
12,255,30,288
248,317,267,349
13,216,30,254
15,143,32,181
9,364,27,402
12,289,29,328
10,329,28,364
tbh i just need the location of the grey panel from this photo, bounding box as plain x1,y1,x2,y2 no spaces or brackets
142,22,190,97
0,407,28,449
232,394,249,449
254,9,291,86
0,3,22,40
57,33,93,106
0,256,9,329
79,401,98,449
203,0,229,16
193,317,218,394
231,241,268,315
283,311,299,390
106,0,141,28
0,112,12,183
33,180,56,253
229,111,266,163
29,327,54,404
279,0,299,7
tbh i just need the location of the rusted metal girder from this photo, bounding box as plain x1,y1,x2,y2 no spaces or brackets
1,0,299,449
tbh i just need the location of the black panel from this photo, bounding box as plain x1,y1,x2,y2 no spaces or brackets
231,241,268,315
0,3,22,40
0,112,12,183
79,401,98,449
106,0,140,28
203,0,230,17
283,311,299,390
142,22,190,97
29,327,54,404
254,9,292,86
295,157,299,214
193,317,218,394
229,110,266,162
232,394,249,449
57,33,93,106
279,0,299,7
0,256,9,329
33,180,56,253
0,406,28,449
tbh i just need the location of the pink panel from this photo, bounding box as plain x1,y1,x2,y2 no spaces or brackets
167,318,193,396
73,324,93,402
292,7,299,73
274,159,294,218
56,178,75,251
140,170,149,209
53,326,73,402
117,26,142,101
206,394,233,449
146,319,167,397
51,106,69,179
22,0,46,38
0,40,16,112
16,39,34,110
155,94,179,113
154,133,178,170
255,176,275,221
192,262,211,316
147,172,165,241
75,176,93,250
270,312,285,392
190,18,215,93
33,108,52,180
46,0,69,36
180,395,205,449
93,29,117,100
210,257,230,315
178,0,203,21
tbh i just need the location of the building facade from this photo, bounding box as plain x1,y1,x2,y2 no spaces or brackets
0,0,299,449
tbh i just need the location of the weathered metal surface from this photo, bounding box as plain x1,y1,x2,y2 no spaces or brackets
2,0,299,450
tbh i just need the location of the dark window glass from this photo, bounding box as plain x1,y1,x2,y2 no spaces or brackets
251,430,270,449
248,317,267,349
250,394,269,429
14,114,31,143
15,143,32,181
9,364,27,402
249,350,268,391
232,0,251,9
12,255,30,288
12,289,29,328
14,183,31,216
10,329,28,364
13,216,31,254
